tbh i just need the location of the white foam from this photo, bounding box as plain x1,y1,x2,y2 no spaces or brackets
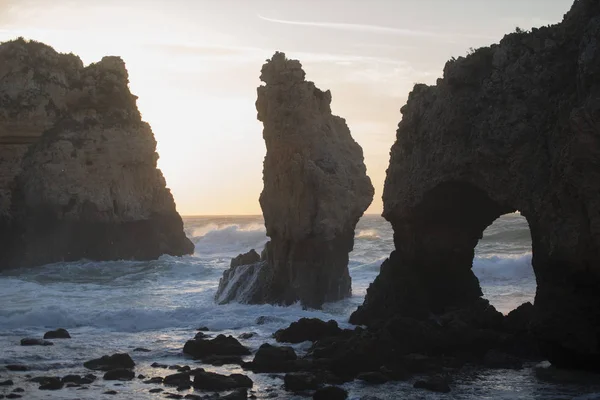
473,253,534,283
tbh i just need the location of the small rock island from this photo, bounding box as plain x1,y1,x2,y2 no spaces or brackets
0,38,193,268
216,52,374,308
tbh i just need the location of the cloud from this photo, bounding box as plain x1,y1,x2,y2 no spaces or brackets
257,13,445,38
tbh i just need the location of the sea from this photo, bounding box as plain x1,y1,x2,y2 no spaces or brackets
1,213,599,399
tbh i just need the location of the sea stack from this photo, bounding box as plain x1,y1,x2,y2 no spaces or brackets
351,0,600,370
216,52,374,308
0,38,194,268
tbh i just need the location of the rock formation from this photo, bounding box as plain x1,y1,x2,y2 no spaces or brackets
0,38,193,268
351,0,600,370
217,52,374,308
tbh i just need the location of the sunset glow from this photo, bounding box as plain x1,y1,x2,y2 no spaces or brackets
0,0,572,215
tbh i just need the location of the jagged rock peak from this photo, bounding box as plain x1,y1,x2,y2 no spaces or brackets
215,51,373,308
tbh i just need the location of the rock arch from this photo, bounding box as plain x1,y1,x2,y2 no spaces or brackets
351,0,600,369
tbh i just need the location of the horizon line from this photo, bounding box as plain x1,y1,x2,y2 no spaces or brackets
181,213,384,217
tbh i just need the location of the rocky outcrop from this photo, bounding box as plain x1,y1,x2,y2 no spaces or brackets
351,0,600,370
217,52,374,308
0,38,193,268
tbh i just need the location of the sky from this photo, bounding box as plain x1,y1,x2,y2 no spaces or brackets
0,0,574,215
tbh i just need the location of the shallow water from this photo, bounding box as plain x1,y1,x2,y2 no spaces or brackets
1,214,598,399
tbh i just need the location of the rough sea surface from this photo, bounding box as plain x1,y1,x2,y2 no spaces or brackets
1,214,599,399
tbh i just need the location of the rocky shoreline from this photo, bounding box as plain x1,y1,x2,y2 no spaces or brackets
4,310,593,400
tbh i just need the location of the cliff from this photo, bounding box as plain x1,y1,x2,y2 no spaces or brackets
0,38,193,268
351,0,600,370
217,52,374,308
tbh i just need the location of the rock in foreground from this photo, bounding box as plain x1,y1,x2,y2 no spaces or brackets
217,52,374,308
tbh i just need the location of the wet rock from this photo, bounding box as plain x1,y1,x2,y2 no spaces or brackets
5,395,21,399
149,388,163,393
239,332,256,340
163,372,191,387
274,318,343,343
231,249,261,268
39,377,64,390
103,390,117,395
197,327,209,332
178,366,191,372
133,347,151,352
138,374,146,379
413,376,451,393
61,374,95,385
43,328,70,339
103,369,135,381
356,371,389,384
5,365,28,371
194,332,208,339
193,371,253,391
284,372,319,391
151,362,168,368
20,338,53,346
84,353,135,371
165,394,183,399
248,343,297,372
168,365,183,370
183,335,250,358
143,377,164,384
313,386,348,400
10,389,23,393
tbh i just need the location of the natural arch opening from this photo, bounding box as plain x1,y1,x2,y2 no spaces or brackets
473,213,535,315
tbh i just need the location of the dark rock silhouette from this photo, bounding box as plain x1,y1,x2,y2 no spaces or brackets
0,38,193,269
350,0,600,370
217,52,374,308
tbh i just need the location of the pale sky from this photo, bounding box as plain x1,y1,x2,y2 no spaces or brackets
0,0,573,215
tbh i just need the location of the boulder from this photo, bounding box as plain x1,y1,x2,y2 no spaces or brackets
38,377,64,390
163,372,191,387
83,353,135,371
103,369,134,381
5,365,28,371
313,386,348,400
216,52,373,308
231,249,260,268
248,343,297,372
20,338,52,346
349,0,600,370
43,328,70,339
192,371,252,391
274,318,343,343
183,335,250,359
0,38,193,270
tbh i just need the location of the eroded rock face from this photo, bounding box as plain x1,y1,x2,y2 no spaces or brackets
351,0,600,370
0,38,193,268
252,52,373,308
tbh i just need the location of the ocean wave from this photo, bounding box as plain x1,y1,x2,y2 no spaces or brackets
192,224,268,257
473,253,534,283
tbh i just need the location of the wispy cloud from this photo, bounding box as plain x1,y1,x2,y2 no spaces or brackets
257,13,444,38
